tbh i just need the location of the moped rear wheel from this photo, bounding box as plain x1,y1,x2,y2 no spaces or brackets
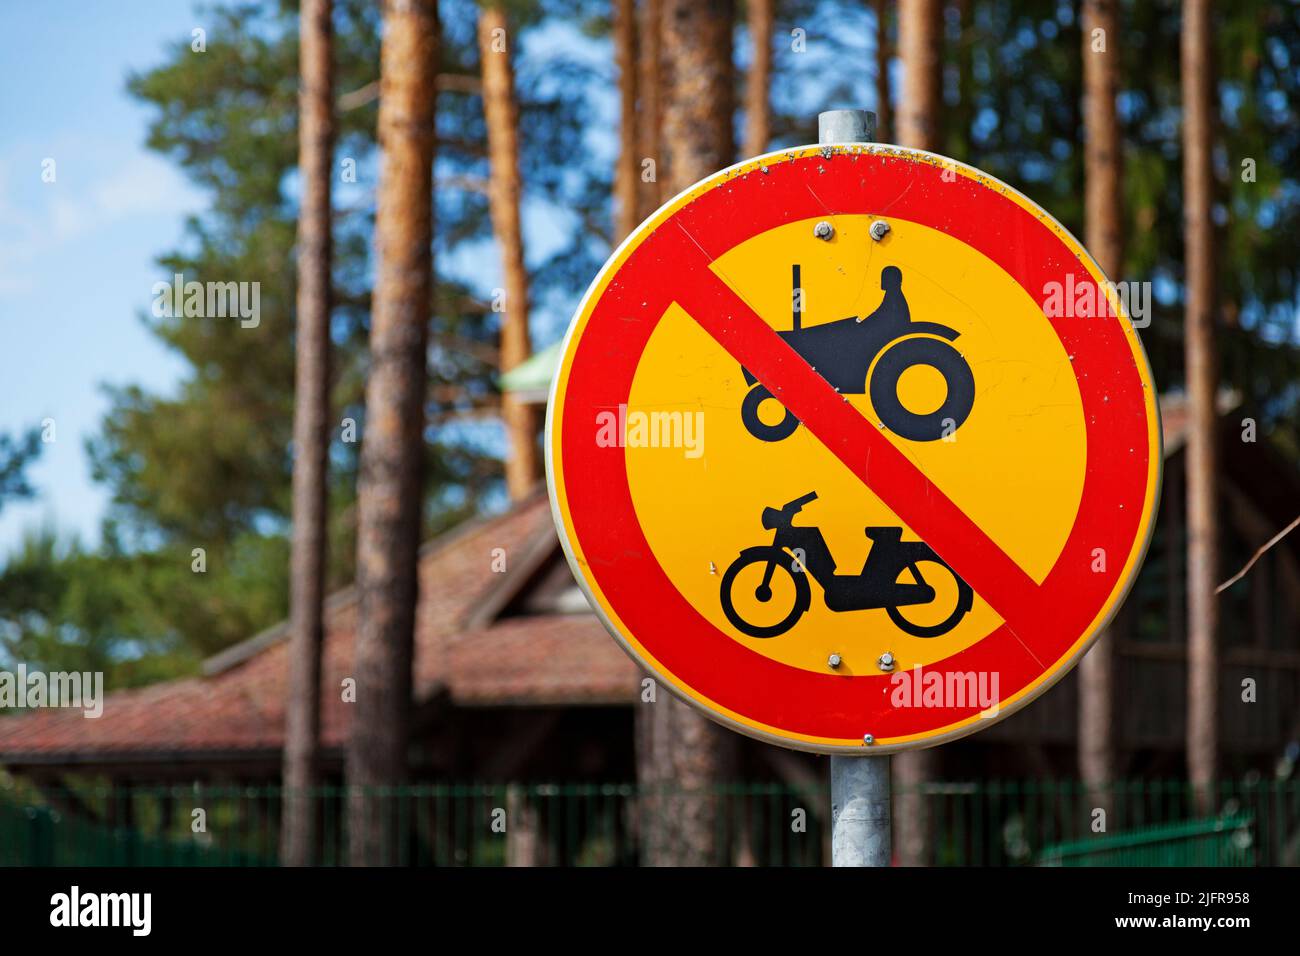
886,558,973,638
720,546,811,638
741,384,800,442
869,336,975,442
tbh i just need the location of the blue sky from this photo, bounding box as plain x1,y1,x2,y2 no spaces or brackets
0,3,626,555
0,0,206,552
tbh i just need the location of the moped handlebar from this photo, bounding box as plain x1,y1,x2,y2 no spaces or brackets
784,491,819,513
762,491,819,530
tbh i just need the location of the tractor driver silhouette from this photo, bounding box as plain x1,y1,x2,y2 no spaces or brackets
858,265,909,332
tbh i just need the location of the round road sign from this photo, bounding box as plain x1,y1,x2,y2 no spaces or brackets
546,143,1160,754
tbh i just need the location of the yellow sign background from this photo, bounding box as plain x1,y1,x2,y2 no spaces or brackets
625,214,1087,675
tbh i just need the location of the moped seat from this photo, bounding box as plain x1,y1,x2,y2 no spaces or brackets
864,526,902,542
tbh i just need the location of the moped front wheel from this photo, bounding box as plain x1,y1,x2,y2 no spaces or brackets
741,384,800,442
886,558,974,638
869,336,975,442
720,546,811,638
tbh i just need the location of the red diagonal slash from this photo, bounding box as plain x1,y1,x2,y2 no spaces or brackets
667,227,1042,634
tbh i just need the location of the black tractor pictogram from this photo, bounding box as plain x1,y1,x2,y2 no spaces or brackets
740,265,975,443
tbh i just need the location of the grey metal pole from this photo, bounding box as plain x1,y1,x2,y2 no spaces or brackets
818,109,876,145
831,752,891,866
817,107,891,868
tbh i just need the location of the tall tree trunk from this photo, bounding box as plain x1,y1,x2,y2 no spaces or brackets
346,0,438,867
1078,0,1123,809
662,0,734,182
480,5,540,502
1182,0,1219,814
635,0,737,867
893,0,943,866
637,0,664,219
873,0,891,142
743,0,772,158
893,746,934,866
505,784,542,866
897,0,942,151
613,0,640,240
282,0,333,869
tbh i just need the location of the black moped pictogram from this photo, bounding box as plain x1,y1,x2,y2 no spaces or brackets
719,491,974,639
739,265,975,443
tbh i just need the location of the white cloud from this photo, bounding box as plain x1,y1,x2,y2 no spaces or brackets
0,150,200,296
92,155,195,220
50,194,90,240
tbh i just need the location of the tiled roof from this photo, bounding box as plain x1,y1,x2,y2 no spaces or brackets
0,492,638,763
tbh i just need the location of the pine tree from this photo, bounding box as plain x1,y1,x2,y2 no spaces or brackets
1182,0,1221,813
743,0,773,158
479,3,540,500
1078,0,1122,805
613,0,640,240
638,0,738,867
282,0,335,868
893,0,944,867
347,0,439,867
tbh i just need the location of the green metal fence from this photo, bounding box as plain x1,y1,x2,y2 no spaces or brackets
1039,815,1256,867
0,779,1296,866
